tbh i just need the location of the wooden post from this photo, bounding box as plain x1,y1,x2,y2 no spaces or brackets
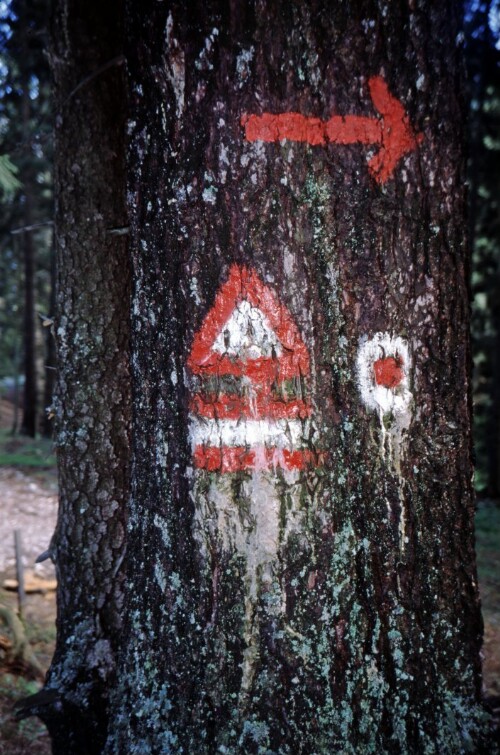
14,529,25,619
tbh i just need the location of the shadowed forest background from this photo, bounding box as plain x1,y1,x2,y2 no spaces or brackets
0,0,499,752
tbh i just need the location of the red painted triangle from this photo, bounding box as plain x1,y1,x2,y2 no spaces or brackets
187,265,309,382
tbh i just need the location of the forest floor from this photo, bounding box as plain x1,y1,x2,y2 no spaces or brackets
0,398,499,752
0,400,56,754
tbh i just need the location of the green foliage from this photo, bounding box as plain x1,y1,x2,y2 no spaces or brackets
0,153,21,198
0,428,55,467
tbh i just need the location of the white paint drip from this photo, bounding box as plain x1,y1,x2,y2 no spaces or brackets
357,332,413,553
187,267,319,707
189,417,308,449
191,469,306,709
212,299,283,359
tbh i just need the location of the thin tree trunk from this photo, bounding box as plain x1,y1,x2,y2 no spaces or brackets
41,240,56,438
20,83,38,437
10,336,21,436
21,0,131,750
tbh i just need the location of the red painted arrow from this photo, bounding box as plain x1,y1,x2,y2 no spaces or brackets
241,76,423,184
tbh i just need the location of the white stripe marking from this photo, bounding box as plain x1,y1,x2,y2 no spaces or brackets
189,416,307,448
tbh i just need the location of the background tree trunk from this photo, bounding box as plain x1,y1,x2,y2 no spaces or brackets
38,1,491,752
27,0,131,751
41,242,57,438
19,83,38,437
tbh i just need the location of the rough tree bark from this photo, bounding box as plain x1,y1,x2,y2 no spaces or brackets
41,242,57,438
28,1,491,753
112,1,488,751
18,0,132,751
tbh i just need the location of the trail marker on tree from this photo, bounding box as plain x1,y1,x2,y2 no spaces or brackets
241,75,423,183
187,264,320,472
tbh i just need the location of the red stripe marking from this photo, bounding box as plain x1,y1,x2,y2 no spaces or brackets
190,393,311,420
242,113,382,147
193,446,323,473
191,354,304,383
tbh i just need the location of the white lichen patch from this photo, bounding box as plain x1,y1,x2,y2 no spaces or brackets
416,73,426,90
165,12,185,119
212,299,283,359
236,47,255,88
202,186,217,204
189,276,201,305
195,27,219,72
218,143,230,184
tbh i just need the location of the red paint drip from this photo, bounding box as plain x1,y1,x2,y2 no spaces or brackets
193,445,323,473
373,356,404,388
241,75,423,184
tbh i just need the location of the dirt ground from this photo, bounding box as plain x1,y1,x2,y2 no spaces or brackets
0,468,58,583
0,400,57,754
0,466,57,754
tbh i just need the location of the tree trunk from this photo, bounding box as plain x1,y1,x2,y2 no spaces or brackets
41,241,57,438
22,0,131,751
20,81,38,437
36,1,491,752
109,1,488,752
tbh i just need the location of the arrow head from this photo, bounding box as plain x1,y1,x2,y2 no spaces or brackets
367,76,423,184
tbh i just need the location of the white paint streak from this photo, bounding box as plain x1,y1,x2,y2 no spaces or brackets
188,267,318,707
212,300,283,358
191,469,305,708
357,332,413,467
189,417,307,448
